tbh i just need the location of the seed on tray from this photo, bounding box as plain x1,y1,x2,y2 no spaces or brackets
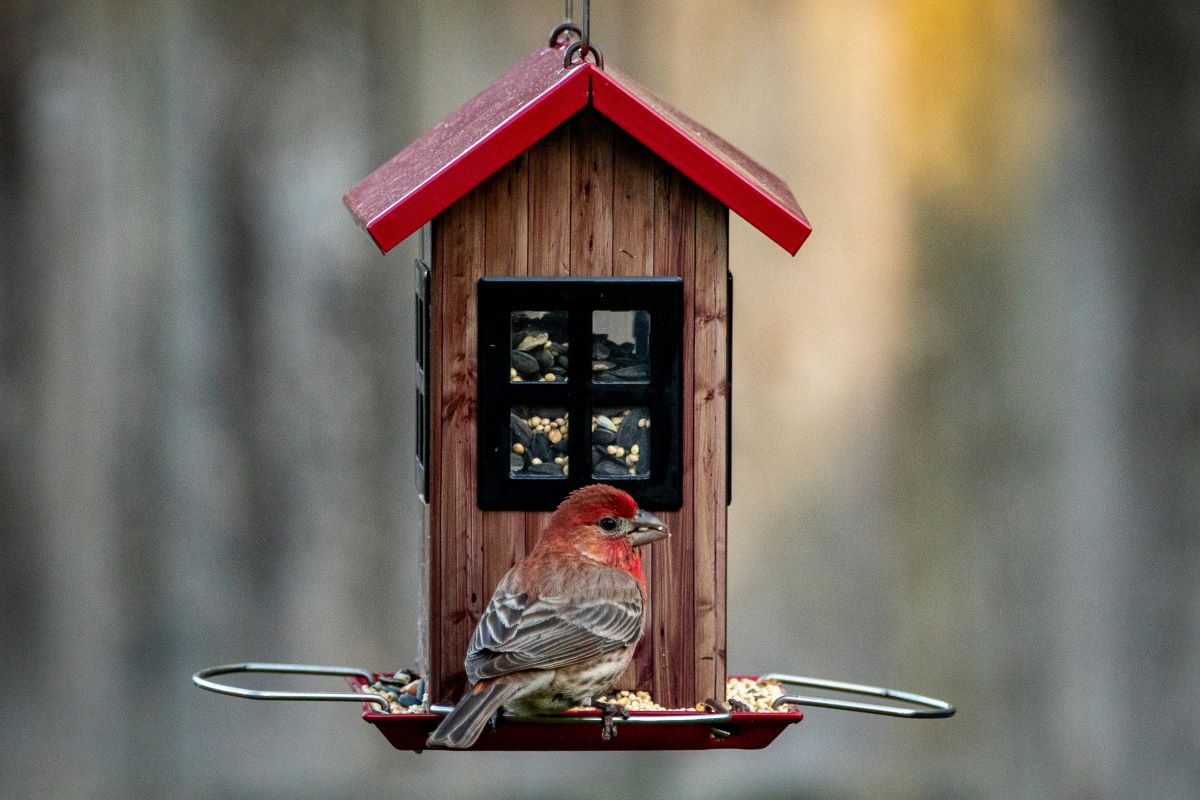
363,672,429,714
365,672,792,717
377,672,414,687
726,677,788,712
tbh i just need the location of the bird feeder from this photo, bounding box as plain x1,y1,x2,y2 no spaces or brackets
194,14,955,753
343,37,813,719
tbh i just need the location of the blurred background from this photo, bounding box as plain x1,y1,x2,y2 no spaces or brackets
2,1,1197,798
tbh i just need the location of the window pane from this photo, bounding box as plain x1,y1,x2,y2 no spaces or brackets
511,408,570,478
592,310,650,383
591,407,650,479
511,311,568,383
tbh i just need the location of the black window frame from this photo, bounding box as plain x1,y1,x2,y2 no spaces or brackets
477,276,683,511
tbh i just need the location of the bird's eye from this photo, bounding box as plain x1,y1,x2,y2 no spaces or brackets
599,516,619,532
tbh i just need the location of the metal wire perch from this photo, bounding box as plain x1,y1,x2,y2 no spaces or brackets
193,662,393,713
761,673,956,718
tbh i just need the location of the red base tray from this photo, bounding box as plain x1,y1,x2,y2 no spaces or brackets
356,676,803,752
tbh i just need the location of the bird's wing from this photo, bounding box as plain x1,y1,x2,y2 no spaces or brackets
465,569,643,683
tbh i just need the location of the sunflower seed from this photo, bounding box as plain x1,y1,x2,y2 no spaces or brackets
511,350,539,375
516,332,549,352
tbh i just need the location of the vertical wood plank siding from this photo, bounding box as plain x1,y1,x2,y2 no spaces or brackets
523,123,573,552
481,157,529,615
432,188,486,702
570,111,615,277
651,163,697,709
430,110,727,708
693,192,729,702
611,128,658,691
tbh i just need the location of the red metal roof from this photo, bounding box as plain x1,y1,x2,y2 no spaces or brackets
345,45,811,255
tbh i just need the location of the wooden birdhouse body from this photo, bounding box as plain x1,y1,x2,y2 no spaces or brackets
345,46,809,712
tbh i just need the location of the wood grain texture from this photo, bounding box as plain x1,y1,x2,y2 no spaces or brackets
610,126,658,691
612,128,657,278
482,157,529,602
651,161,697,710
524,123,573,551
692,192,729,702
432,188,486,703
527,124,573,281
569,110,614,277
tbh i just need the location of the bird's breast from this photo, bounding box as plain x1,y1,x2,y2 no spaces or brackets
505,647,636,715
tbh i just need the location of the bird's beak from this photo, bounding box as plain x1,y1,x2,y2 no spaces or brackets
629,509,669,547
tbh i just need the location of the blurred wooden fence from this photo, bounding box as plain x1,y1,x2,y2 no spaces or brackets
1,2,1197,798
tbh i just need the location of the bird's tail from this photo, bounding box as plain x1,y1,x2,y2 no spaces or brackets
426,681,522,749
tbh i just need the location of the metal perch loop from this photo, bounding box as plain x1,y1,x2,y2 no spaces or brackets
192,662,393,713
759,673,956,719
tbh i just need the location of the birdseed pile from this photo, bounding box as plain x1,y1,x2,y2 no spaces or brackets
723,676,789,712
593,676,789,712
360,673,791,714
362,672,429,714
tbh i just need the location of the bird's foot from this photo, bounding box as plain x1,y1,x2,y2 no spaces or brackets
589,699,630,741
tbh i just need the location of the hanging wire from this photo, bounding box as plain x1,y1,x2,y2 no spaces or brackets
581,0,590,57
549,0,581,47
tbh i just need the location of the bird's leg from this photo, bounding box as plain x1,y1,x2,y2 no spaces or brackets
588,698,630,741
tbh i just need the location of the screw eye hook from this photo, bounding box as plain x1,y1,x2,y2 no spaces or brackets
554,0,602,70
563,40,604,70
548,21,581,47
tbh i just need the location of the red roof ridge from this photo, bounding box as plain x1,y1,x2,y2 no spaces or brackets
345,45,810,255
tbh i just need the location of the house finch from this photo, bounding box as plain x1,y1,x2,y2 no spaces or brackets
426,484,669,749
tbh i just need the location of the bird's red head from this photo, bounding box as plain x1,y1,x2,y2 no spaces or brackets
543,485,669,582
551,484,639,529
